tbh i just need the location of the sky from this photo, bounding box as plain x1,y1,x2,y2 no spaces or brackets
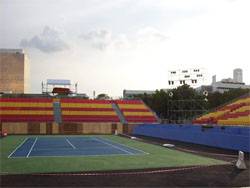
1,0,250,97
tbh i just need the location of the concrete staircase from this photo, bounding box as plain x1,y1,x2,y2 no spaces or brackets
112,103,127,124
53,101,62,124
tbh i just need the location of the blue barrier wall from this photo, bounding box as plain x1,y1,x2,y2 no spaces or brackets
133,124,250,152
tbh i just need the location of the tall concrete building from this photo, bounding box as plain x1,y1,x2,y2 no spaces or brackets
233,68,243,83
0,49,29,93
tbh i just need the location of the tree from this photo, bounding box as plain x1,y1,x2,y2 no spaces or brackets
96,93,110,100
207,88,250,109
135,85,249,123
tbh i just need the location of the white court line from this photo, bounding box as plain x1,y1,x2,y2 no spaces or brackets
26,137,38,158
105,137,149,155
8,138,29,158
93,137,134,155
66,138,76,149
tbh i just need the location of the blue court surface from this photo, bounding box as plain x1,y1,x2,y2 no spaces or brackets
8,136,147,158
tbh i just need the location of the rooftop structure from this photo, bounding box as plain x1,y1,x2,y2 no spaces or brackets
123,89,156,98
42,79,77,95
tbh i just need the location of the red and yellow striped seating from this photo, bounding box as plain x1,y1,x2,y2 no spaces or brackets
60,99,120,122
0,98,54,122
193,95,250,126
115,100,158,123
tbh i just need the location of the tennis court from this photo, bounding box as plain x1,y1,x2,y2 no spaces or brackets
1,135,227,175
8,136,146,158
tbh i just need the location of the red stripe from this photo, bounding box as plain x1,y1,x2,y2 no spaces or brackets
121,109,150,112
63,116,120,122
0,115,54,122
0,115,53,118
61,108,114,111
0,119,54,122
220,110,250,119
0,98,53,102
0,107,53,111
63,117,119,120
63,119,120,122
125,115,156,119
126,118,156,121
115,100,143,104
62,115,119,118
126,119,157,122
60,99,112,104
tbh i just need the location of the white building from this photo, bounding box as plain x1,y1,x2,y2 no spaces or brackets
211,76,249,93
167,68,205,89
196,68,250,93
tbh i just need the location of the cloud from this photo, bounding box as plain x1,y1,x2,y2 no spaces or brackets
80,29,113,50
137,27,168,43
20,26,69,53
80,27,168,51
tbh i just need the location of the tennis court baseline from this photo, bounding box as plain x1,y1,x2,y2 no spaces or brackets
8,136,147,158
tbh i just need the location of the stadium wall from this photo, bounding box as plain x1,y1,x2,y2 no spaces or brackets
59,122,121,134
133,124,250,152
0,122,123,135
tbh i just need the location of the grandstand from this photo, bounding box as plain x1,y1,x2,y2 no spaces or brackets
61,99,120,122
0,98,54,122
0,96,158,134
193,94,250,126
0,98,54,134
115,100,158,123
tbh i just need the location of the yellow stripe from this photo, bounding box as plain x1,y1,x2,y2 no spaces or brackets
218,118,250,125
231,106,250,113
0,110,53,115
118,104,148,109
231,97,250,105
0,102,53,107
60,103,112,108
123,111,153,116
62,111,116,116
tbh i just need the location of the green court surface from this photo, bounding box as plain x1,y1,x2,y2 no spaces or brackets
0,135,227,174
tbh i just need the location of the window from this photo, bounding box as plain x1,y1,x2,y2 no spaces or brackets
192,79,197,84
168,81,174,85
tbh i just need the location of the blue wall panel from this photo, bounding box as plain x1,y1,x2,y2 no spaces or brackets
133,124,250,152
